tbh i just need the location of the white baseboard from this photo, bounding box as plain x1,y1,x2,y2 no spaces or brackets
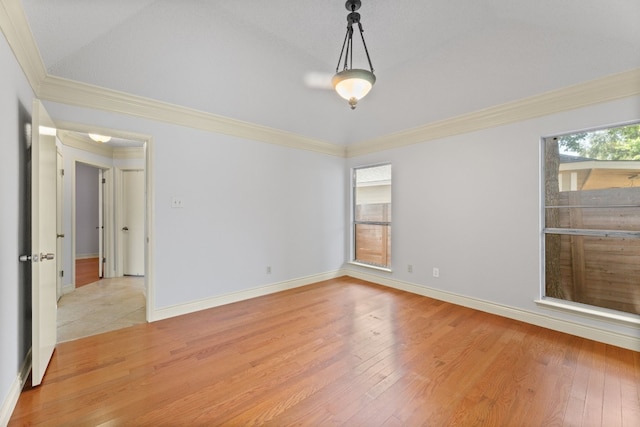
151,270,345,322
149,267,638,351
0,348,31,427
61,283,75,295
345,269,640,352
75,253,99,260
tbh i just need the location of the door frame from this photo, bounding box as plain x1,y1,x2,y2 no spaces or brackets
71,160,114,285
55,121,154,323
56,149,64,300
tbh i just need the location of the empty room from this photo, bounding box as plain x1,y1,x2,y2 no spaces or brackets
1,1,639,425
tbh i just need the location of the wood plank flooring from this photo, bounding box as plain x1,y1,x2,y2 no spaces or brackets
75,257,100,287
10,276,640,426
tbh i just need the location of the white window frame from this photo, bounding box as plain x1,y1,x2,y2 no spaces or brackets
350,163,392,272
538,123,640,327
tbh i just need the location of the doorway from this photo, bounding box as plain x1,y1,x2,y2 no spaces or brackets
55,128,152,343
74,162,106,287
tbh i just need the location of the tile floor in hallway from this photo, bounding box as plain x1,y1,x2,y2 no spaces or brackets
57,276,146,343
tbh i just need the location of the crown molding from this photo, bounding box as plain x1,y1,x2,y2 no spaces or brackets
113,146,144,160
0,0,46,93
39,75,346,158
57,130,143,160
347,68,640,157
58,130,115,158
0,0,344,158
54,119,151,143
3,0,638,160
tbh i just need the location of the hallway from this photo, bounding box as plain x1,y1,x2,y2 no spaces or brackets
57,276,145,342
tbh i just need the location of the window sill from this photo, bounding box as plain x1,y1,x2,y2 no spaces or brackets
348,261,392,273
535,298,640,327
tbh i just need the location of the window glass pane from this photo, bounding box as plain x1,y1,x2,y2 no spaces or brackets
544,234,640,315
355,224,391,267
354,164,391,268
544,123,640,315
355,164,391,223
545,206,640,231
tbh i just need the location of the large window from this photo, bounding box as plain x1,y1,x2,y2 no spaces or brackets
543,123,640,316
353,164,391,269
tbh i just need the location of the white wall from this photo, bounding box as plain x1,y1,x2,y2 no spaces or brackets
0,29,35,422
346,95,640,344
42,101,348,310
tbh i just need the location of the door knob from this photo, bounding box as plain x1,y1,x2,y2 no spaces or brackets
19,254,32,262
122,226,129,231
57,233,65,238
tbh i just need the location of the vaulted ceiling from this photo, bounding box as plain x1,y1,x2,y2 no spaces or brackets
20,0,640,146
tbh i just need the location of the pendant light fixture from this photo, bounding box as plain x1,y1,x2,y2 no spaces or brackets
333,0,375,110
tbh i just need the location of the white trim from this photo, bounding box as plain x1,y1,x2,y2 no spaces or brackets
3,1,639,159
0,1,344,157
0,348,31,427
145,138,155,323
58,131,144,160
150,270,344,322
0,0,46,93
39,75,346,158
348,261,392,273
75,253,99,259
345,269,640,352
347,68,640,157
535,298,640,327
59,130,114,158
113,147,144,159
61,283,74,295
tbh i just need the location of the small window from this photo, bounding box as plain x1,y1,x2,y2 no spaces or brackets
543,123,640,315
353,164,391,269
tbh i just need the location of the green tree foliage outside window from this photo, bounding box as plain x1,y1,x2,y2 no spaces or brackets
557,123,640,160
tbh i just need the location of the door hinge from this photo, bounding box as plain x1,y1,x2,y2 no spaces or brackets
60,270,64,277
103,257,106,263
102,178,106,184
60,168,64,176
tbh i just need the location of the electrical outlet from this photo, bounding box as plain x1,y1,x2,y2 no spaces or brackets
433,267,440,278
407,264,413,273
266,266,271,274
171,197,184,208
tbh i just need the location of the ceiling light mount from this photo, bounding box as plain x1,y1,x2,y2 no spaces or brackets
333,0,375,110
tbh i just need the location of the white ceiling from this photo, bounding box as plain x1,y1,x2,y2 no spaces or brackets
22,0,640,145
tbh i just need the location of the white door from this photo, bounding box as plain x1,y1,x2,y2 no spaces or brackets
56,151,64,300
122,170,144,276
98,169,104,278
31,100,58,386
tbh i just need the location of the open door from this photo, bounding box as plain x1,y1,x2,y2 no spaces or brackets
31,100,58,386
98,169,104,278
56,150,64,300
122,170,145,276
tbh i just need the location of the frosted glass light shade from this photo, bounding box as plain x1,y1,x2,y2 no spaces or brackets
332,69,376,109
89,133,111,143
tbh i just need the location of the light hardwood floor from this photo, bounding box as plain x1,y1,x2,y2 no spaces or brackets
11,277,640,426
75,257,100,287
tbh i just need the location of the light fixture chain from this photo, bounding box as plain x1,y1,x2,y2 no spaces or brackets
336,28,350,73
357,22,374,73
331,0,376,110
